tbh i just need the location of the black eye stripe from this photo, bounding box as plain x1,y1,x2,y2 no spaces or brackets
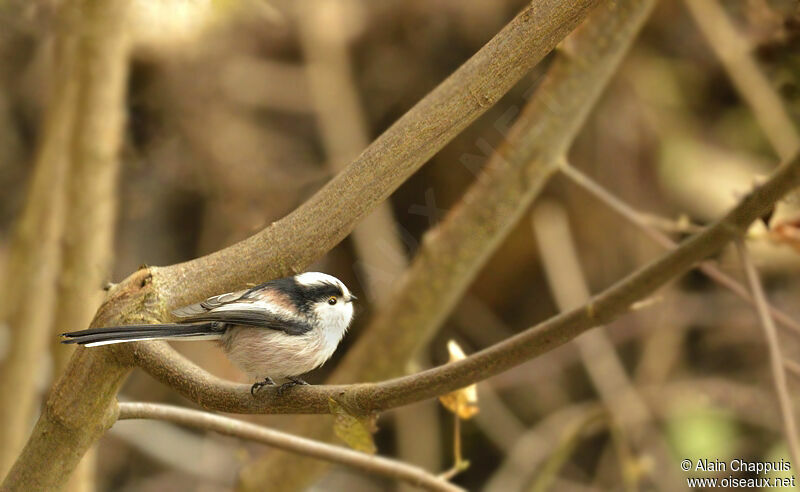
243,277,344,314
304,283,343,301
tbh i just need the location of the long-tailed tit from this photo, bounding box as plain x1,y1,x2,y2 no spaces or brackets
62,272,356,395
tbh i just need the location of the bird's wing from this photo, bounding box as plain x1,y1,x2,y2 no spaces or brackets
173,288,312,336
171,289,251,318
180,303,311,335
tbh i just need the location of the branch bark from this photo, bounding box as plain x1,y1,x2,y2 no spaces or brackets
117,403,463,492
2,1,600,488
132,148,800,415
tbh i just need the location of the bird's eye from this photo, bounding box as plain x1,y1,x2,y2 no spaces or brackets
327,297,337,305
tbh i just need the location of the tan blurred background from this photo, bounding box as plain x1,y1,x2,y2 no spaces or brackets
2,0,800,490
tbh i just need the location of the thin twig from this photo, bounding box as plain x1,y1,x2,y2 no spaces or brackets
438,415,467,481
735,240,800,468
116,402,463,492
559,162,800,337
638,213,704,234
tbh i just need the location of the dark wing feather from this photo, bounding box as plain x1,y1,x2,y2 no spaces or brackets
177,305,311,335
171,282,311,336
172,289,250,318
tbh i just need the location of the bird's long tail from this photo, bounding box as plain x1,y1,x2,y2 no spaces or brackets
61,322,227,347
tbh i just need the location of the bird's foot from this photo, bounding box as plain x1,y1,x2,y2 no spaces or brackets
250,377,276,396
277,377,309,396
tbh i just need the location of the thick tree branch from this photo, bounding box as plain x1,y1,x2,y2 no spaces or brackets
133,150,800,415
116,403,463,492
327,0,656,385
3,2,601,489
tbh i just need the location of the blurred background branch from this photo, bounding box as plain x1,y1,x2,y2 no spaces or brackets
0,0,130,486
683,0,799,161
531,200,682,490
736,239,800,470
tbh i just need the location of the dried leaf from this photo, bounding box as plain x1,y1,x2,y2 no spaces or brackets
770,215,800,253
438,340,479,419
328,398,377,454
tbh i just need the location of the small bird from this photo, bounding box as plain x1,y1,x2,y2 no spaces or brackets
62,272,356,395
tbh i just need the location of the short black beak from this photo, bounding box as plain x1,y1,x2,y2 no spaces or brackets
347,294,357,302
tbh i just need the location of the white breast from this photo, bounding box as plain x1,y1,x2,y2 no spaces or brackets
221,322,347,381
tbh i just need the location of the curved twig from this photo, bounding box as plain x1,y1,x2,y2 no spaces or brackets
116,402,463,492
